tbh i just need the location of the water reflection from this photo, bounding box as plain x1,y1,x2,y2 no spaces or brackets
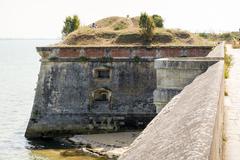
30,149,101,160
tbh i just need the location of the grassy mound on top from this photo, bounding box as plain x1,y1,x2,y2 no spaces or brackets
59,16,212,46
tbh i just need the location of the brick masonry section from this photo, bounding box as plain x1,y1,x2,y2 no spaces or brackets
37,46,213,60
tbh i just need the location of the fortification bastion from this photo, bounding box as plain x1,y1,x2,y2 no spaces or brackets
25,45,214,138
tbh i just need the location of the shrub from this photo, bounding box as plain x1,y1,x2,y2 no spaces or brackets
96,32,117,39
139,12,155,42
48,56,58,61
115,33,142,44
232,38,240,49
198,33,208,39
113,21,128,30
132,56,141,63
224,86,228,96
62,15,80,37
153,32,173,43
152,14,164,28
220,33,232,41
78,56,89,63
32,110,40,117
174,31,190,39
224,47,233,79
198,32,240,43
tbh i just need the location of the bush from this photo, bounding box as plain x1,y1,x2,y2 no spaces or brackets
152,15,164,28
153,32,173,43
115,33,142,44
62,15,80,37
232,38,240,48
139,12,155,42
224,47,233,79
198,33,209,39
132,56,141,63
113,21,128,30
78,56,89,63
48,56,58,61
220,33,232,42
225,86,228,96
174,31,190,39
198,32,240,43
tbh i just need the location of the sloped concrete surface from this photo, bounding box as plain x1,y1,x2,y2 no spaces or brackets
207,42,224,59
119,61,224,160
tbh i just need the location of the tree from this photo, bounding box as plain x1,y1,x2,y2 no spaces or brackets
62,15,80,37
139,12,155,41
72,15,80,31
152,14,164,28
62,16,72,37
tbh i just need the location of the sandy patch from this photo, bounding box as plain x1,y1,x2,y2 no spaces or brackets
69,131,141,158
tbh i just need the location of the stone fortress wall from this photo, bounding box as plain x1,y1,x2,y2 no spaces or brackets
119,43,224,160
25,45,213,138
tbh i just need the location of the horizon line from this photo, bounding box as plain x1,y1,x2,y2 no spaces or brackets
0,38,61,40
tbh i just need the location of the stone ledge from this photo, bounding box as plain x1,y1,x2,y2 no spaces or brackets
154,58,218,70
37,46,213,60
37,45,214,51
207,42,224,58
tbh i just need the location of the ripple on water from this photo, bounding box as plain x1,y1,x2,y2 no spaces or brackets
0,39,60,160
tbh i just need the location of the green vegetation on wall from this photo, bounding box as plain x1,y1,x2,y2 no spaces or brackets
132,56,141,63
98,56,113,63
78,56,89,63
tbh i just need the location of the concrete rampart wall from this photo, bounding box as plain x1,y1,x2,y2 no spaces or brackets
153,42,224,112
119,61,224,160
153,58,218,112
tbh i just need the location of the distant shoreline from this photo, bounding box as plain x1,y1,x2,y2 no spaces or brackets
0,38,60,40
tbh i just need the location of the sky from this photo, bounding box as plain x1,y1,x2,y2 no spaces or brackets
1,0,240,38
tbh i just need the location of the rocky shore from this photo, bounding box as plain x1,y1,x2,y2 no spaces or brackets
67,131,140,159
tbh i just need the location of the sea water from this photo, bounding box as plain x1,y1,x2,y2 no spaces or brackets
0,39,57,160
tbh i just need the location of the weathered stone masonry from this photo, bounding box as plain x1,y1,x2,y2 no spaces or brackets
25,46,213,138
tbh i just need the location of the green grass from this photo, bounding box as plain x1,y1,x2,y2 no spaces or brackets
199,32,240,43
113,20,128,30
224,46,233,79
232,44,240,49
59,16,213,46
224,86,228,96
232,38,240,48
